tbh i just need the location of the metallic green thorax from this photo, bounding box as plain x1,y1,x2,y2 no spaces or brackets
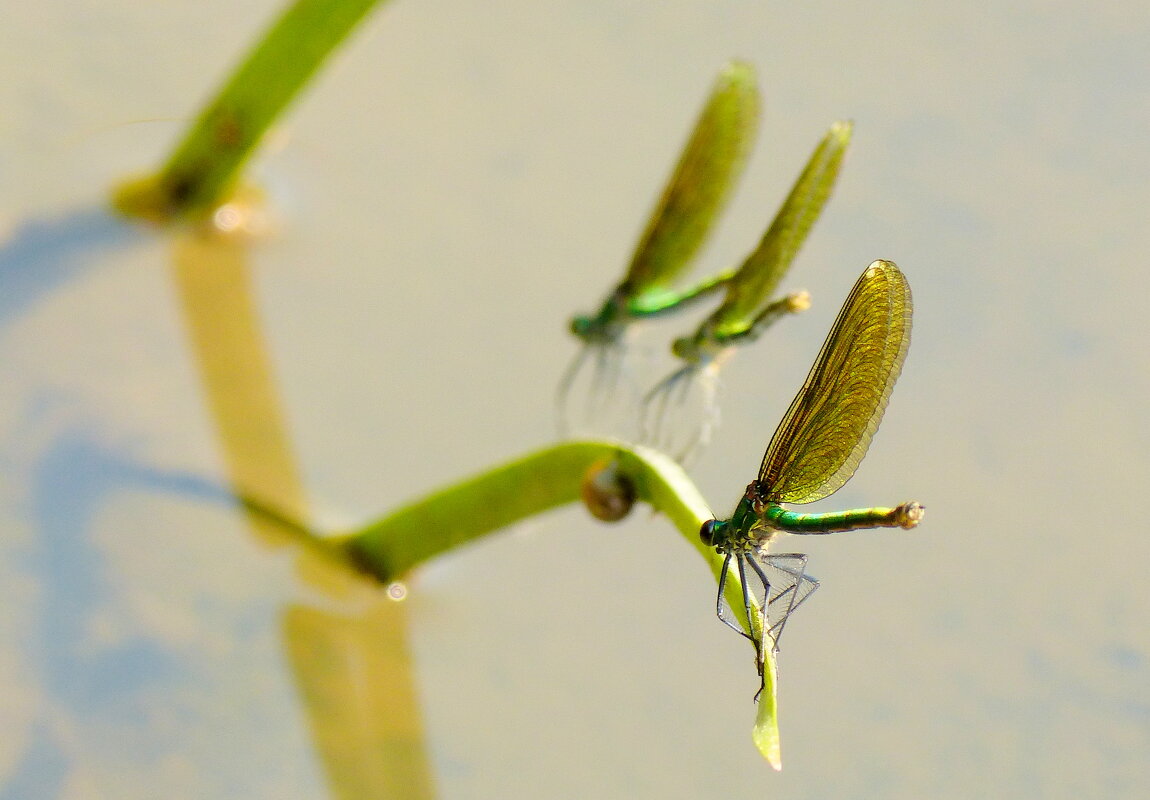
704,491,765,554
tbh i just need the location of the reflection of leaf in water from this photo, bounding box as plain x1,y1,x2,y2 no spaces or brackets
173,229,433,794
171,230,308,552
284,602,435,799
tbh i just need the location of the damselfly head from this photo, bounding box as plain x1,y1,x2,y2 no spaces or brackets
569,314,596,339
670,325,731,366
671,332,703,363
699,518,727,547
569,290,628,344
569,305,613,343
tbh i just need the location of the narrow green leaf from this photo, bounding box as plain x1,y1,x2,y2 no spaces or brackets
753,655,783,770
337,440,715,580
114,0,388,221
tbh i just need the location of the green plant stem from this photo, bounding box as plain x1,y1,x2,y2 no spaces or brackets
337,440,707,579
331,438,783,767
114,0,387,221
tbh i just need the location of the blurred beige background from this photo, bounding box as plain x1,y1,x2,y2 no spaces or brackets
2,0,1148,797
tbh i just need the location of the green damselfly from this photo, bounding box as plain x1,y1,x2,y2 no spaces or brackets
559,62,759,434
699,260,923,670
644,121,853,460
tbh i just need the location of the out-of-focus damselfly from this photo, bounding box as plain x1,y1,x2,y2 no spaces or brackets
559,61,759,435
644,121,853,460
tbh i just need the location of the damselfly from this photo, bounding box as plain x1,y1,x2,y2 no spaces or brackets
644,121,852,460
699,260,924,671
559,62,759,434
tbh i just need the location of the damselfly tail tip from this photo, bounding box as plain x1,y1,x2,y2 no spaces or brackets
785,289,811,314
896,501,925,529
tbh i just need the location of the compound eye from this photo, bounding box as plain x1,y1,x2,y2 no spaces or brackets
699,519,718,546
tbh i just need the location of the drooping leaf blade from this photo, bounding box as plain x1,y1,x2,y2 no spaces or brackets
114,0,387,221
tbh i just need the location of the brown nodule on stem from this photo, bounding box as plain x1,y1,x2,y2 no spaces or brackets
580,457,637,522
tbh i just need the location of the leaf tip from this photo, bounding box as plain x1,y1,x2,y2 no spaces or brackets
752,720,783,770
753,649,783,769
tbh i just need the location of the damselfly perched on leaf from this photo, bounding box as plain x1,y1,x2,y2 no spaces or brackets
644,121,853,459
699,260,924,676
559,61,759,434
